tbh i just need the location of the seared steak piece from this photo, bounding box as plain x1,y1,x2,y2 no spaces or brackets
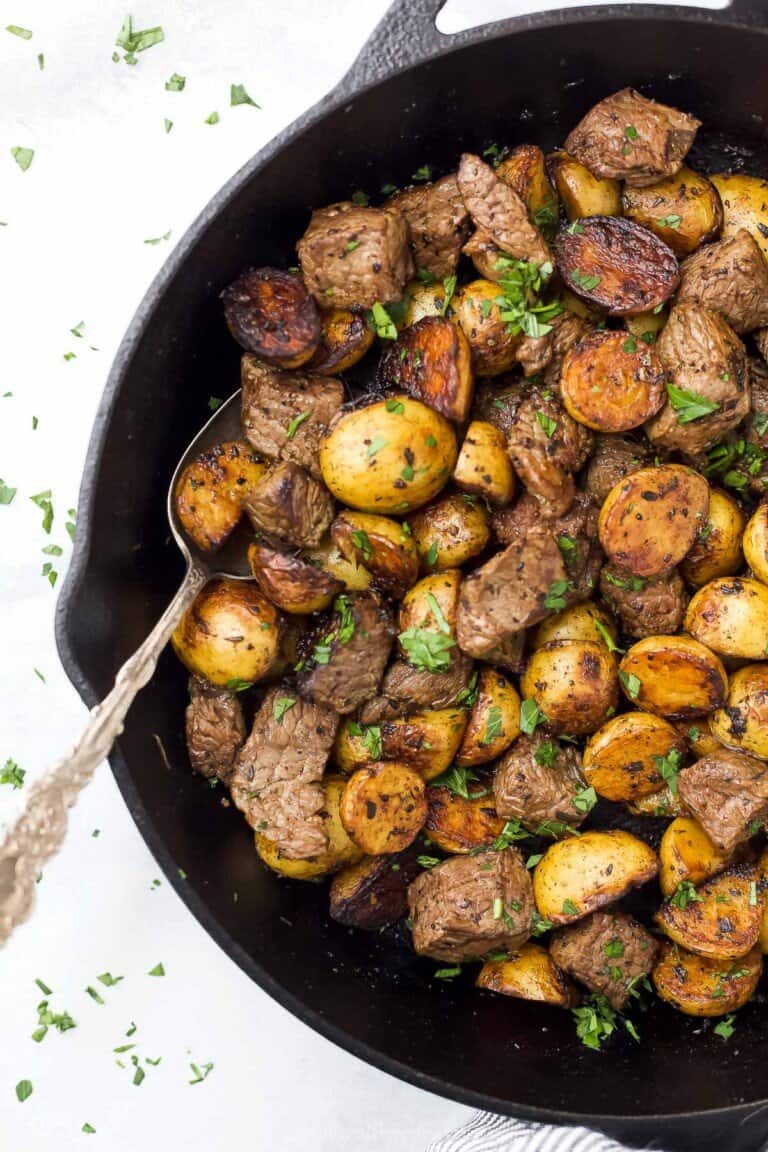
540,311,594,394
550,910,658,1010
472,378,528,438
408,848,534,962
297,201,413,309
245,461,334,548
565,88,700,187
458,153,551,267
329,850,421,930
462,227,507,283
506,388,594,517
677,749,768,854
298,592,394,714
493,733,587,832
584,435,650,506
388,174,470,278
240,355,343,478
676,230,768,335
185,675,245,782
229,686,338,858
756,327,768,364
358,651,474,724
600,563,687,639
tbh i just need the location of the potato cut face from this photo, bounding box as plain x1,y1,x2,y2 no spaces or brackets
553,215,679,315
685,577,768,660
710,664,768,760
682,488,745,588
221,267,321,367
561,330,666,432
476,942,575,1007
659,816,733,898
424,785,505,854
332,708,468,780
247,541,342,615
520,639,618,736
652,941,762,1016
456,666,521,767
598,464,709,577
309,307,375,375
453,420,516,506
339,761,427,854
583,711,685,802
710,173,768,259
331,510,419,597
622,167,723,257
377,316,474,423
409,493,490,572
655,864,765,959
174,440,267,552
548,151,622,220
618,635,727,720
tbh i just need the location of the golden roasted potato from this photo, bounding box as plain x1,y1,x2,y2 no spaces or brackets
710,173,768,260
455,667,521,767
743,501,768,586
174,441,267,552
583,712,686,802
659,816,733,898
560,330,666,432
409,493,490,572
329,853,415,929
339,761,427,854
400,278,451,328
309,307,375,374
453,420,515,506
319,395,457,514
255,774,363,879
675,720,724,759
221,267,321,367
553,215,680,315
681,488,746,587
685,577,768,660
303,537,373,592
653,941,762,1016
398,569,461,646
497,144,559,235
377,316,473,423
520,640,618,736
247,541,342,614
424,784,505,853
476,942,576,1007
172,578,280,687
453,279,520,376
655,864,764,959
627,787,686,818
622,167,723,257
533,829,659,926
548,151,621,220
710,665,768,760
624,307,667,344
333,707,468,780
331,510,419,597
618,635,727,719
598,464,710,577
531,601,618,652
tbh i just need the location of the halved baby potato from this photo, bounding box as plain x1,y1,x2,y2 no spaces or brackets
710,173,768,260
331,510,419,597
598,464,710,577
685,577,768,660
618,635,727,719
398,569,462,641
533,829,659,926
303,537,373,592
174,441,267,552
255,774,363,879
377,316,474,423
681,488,746,588
675,720,724,759
172,577,281,687
221,267,321,367
409,493,491,572
455,666,521,767
743,501,768,586
547,151,622,220
624,307,667,344
339,761,427,854
531,601,618,652
329,852,415,930
424,784,505,854
497,144,559,235
622,167,723,257
659,816,733,898
655,864,765,959
247,541,342,615
400,279,451,328
520,640,618,736
453,279,520,376
453,420,516,506
583,711,686,802
309,306,375,375
333,707,468,780
653,940,762,1016
560,330,666,432
710,665,768,760
476,942,576,1007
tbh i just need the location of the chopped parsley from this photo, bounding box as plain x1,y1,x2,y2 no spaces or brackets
657,214,682,229
424,542,439,568
594,619,623,654
32,998,76,1042
534,741,559,767
480,705,503,747
666,383,720,425
165,73,186,91
625,124,638,141
230,83,259,108
604,937,625,959
434,966,461,980
143,231,171,245
536,411,557,438
6,24,33,38
622,335,637,353
603,570,645,592
148,962,165,977
556,534,577,561
573,786,598,814
350,190,369,206
572,993,617,1050
432,764,486,801
424,591,451,635
530,911,554,936
544,579,571,611
83,1123,96,1133
366,435,388,457
350,528,372,559
385,398,405,415
286,410,310,439
619,669,642,700
11,146,34,172
562,898,579,916
654,747,682,795
204,111,219,125
713,1014,736,1040
0,759,25,789
492,255,563,339
115,15,165,63
189,1061,214,1084
441,275,457,315
570,268,601,293
520,698,547,736
348,720,383,760
368,301,398,340
412,164,432,182
669,880,702,910
272,696,296,724
225,678,252,692
16,1080,33,1103
398,626,455,672
0,480,17,505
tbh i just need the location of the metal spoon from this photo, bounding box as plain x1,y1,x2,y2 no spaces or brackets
0,390,248,943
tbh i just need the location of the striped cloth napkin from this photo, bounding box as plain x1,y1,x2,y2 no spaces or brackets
427,1112,652,1152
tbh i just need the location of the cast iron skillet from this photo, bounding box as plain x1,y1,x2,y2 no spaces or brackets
57,2,768,1148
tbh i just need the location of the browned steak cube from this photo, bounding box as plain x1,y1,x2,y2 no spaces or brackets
550,910,658,1009
245,461,334,548
298,592,394,714
678,750,768,854
185,675,245,782
493,733,587,832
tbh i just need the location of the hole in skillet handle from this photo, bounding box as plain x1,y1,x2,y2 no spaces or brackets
438,0,732,34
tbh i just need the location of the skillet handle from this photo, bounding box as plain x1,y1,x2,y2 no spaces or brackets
0,562,209,945
335,0,447,96
728,0,768,21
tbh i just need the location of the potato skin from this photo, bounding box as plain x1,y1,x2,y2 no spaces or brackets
618,635,727,719
339,761,427,854
174,441,267,552
398,569,461,642
533,829,659,926
424,785,505,854
710,173,768,260
309,307,375,375
655,864,764,959
548,151,622,220
710,665,768,760
622,167,723,257
598,464,709,577
256,775,363,879
583,711,686,802
561,330,666,432
531,601,618,652
653,940,762,1016
453,420,515,506
743,501,768,586
331,510,419,597
409,493,490,572
628,787,686,819
333,707,468,781
247,541,342,614
520,639,618,736
685,577,768,660
221,267,321,367
171,578,281,687
329,852,416,929
303,538,373,592
498,144,559,232
400,279,450,327
455,667,521,767
453,279,520,376
659,816,733,898
319,396,457,514
682,488,745,587
377,316,474,423
476,942,576,1007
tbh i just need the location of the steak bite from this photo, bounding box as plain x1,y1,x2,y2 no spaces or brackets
185,675,246,782
297,201,413,310
408,848,534,962
584,435,650,506
388,174,470,279
539,311,594,395
229,686,339,858
600,563,687,639
458,153,551,267
358,651,474,724
493,733,587,832
240,355,344,478
506,388,594,517
245,461,334,548
676,230,768,335
298,592,394,714
550,910,659,1010
565,88,700,187
677,749,768,854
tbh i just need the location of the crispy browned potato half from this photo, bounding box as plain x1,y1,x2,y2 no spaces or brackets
520,640,618,736
331,510,419,597
398,569,461,642
553,215,680,315
618,635,727,719
744,501,768,586
622,167,723,257
561,330,666,432
686,577,768,661
329,852,415,929
583,711,686,802
171,577,281,687
424,785,505,854
377,316,474,423
497,144,559,235
400,279,451,328
476,942,576,1007
409,493,490,572
531,601,618,652
453,420,515,506
456,667,521,767
339,761,427,854
627,787,685,819
533,829,659,926
174,440,267,552
710,664,768,760
682,488,745,587
710,173,768,259
598,464,709,577
453,279,520,376
221,267,321,367
655,864,764,959
333,707,468,780
255,774,363,879
659,816,733,898
247,541,342,615
548,151,622,220
653,940,762,1016
309,307,375,375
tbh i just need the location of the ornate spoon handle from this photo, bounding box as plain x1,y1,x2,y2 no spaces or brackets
0,564,208,944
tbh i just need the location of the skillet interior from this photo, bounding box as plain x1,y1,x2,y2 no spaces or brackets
57,10,768,1144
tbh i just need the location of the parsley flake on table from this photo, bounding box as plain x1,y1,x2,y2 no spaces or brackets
189,1061,214,1084
204,111,219,125
0,759,25,789
85,985,104,1004
6,24,32,38
148,962,165,977
164,118,173,134
97,972,123,987
0,480,17,505
11,146,34,172
144,231,171,246
15,1079,33,1103
231,83,260,108
82,1124,96,1134
115,15,165,64
165,72,186,91
666,383,720,425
